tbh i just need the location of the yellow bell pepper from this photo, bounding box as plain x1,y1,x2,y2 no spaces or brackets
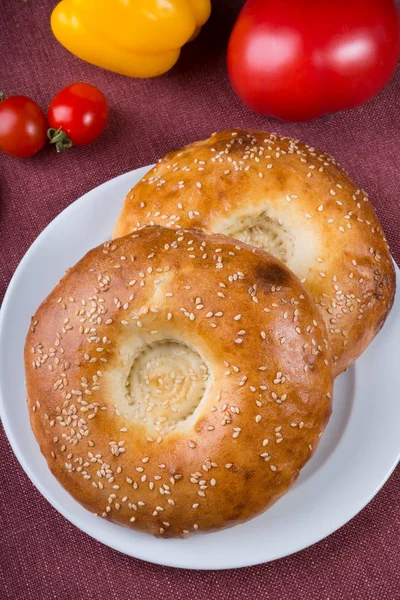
51,0,212,78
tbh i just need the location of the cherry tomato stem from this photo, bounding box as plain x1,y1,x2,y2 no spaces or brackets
47,127,73,152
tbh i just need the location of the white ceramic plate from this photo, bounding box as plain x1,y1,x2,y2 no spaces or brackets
1,166,399,570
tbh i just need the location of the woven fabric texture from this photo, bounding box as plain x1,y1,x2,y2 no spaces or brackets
0,1,399,598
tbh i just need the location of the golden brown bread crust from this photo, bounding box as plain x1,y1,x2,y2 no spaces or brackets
114,130,396,375
25,226,333,537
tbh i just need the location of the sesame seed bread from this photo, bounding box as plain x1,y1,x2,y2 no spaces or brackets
113,130,396,375
25,226,333,538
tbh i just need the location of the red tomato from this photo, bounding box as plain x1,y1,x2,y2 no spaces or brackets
227,0,400,121
0,95,47,158
48,83,108,150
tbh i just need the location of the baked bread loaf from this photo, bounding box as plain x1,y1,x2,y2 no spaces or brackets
25,226,333,537
114,130,396,375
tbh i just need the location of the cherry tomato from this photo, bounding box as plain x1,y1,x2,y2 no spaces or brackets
48,83,108,151
0,94,47,158
227,0,400,122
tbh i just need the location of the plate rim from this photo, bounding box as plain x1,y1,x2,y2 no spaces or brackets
0,166,399,570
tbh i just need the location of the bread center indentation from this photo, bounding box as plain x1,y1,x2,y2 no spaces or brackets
226,212,294,264
125,340,210,433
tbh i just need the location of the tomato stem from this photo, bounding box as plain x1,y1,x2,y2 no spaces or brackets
47,127,73,153
0,92,5,103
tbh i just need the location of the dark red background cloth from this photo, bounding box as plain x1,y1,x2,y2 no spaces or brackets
1,1,399,598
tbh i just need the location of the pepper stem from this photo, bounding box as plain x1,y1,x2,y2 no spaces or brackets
47,127,73,153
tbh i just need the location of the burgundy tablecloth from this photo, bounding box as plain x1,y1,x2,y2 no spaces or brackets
1,1,399,598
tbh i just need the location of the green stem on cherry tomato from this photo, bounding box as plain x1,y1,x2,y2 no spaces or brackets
0,92,5,102
47,127,73,153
